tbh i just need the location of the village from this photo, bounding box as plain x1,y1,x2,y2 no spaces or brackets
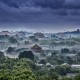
0,30,80,78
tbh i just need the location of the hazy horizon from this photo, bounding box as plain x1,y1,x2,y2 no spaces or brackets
0,0,80,33
0,22,80,33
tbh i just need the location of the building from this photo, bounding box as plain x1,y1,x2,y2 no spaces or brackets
34,32,45,38
31,44,42,53
0,31,12,36
16,31,26,38
71,65,80,69
66,73,77,78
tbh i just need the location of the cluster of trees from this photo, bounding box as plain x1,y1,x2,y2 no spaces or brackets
45,48,80,65
0,58,36,80
0,56,80,80
0,49,80,80
18,51,34,60
8,37,17,44
61,48,70,53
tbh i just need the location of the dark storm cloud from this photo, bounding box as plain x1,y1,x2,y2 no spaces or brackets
0,0,65,9
0,0,80,32
0,0,80,13
32,0,80,9
0,0,80,22
65,0,80,9
31,0,65,9
0,0,80,9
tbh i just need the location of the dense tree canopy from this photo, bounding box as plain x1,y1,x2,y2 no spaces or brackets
0,58,36,80
7,47,15,54
9,37,17,44
18,51,34,60
61,48,70,53
0,51,4,58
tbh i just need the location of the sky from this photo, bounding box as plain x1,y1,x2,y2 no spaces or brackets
0,0,80,32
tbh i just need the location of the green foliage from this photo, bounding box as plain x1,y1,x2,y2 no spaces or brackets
0,58,36,80
0,58,79,80
29,36,39,42
74,74,80,80
62,77,72,80
39,59,46,65
7,47,15,54
18,51,34,60
61,48,70,53
0,51,4,58
54,64,71,76
9,37,17,44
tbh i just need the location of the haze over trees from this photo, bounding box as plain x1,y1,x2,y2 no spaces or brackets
9,37,17,44
0,30,80,80
18,51,34,60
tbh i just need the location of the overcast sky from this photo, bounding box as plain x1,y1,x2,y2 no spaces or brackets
0,0,80,32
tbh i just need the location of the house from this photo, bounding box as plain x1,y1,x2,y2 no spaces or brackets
34,32,45,38
0,31,12,36
71,65,80,69
0,42,7,49
31,44,42,53
66,73,77,78
16,31,26,38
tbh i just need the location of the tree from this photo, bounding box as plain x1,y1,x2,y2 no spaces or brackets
39,59,46,65
77,29,80,32
0,58,36,80
74,74,80,80
66,57,73,64
7,47,15,54
61,48,70,53
55,64,71,76
62,77,72,80
9,37,17,44
77,52,80,56
0,51,4,58
51,51,58,56
18,51,34,60
29,36,39,42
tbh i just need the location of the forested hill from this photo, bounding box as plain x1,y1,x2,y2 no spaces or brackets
0,57,80,80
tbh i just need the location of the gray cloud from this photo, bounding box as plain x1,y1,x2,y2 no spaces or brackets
0,0,80,24
1,0,80,9
31,0,65,9
0,0,65,9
